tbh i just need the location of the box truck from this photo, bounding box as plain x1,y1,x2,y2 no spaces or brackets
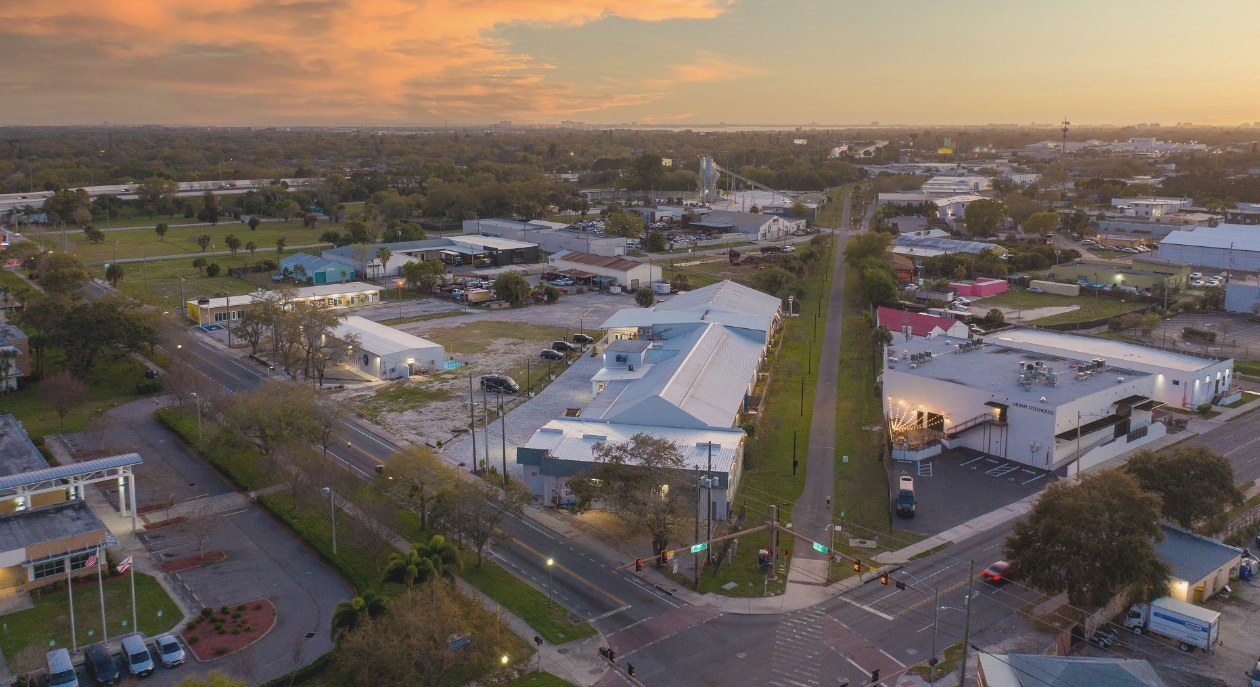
1124,597,1220,652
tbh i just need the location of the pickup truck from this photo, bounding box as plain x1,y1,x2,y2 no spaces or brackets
1124,597,1219,652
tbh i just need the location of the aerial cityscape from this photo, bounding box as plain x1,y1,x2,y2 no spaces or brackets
3,2,1260,687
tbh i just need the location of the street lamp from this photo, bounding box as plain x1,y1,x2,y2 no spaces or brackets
322,487,337,554
546,558,554,610
792,428,805,479
501,654,509,666
396,280,405,319
189,392,202,443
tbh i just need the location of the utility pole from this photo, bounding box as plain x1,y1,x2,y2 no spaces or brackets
930,586,940,684
694,467,701,589
1060,117,1070,174
958,560,976,686
469,371,477,474
706,442,713,571
768,504,778,581
483,382,490,473
499,392,507,488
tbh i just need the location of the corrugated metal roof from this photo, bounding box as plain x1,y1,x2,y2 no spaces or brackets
335,316,442,357
1159,224,1260,252
0,453,143,491
656,280,782,318
523,419,744,474
551,251,646,273
893,234,1000,255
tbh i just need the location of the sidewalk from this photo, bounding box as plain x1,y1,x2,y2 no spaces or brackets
331,492,611,686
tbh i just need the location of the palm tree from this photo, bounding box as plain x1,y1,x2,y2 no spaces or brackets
330,590,386,639
382,535,461,591
245,241,257,264
275,236,287,259
375,246,392,283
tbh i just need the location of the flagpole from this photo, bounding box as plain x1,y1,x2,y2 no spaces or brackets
66,547,77,653
96,546,108,642
129,548,137,635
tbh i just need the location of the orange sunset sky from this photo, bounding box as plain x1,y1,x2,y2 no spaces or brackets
2,0,1258,126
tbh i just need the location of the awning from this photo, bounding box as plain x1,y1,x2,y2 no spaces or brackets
1133,399,1164,412
1055,413,1126,441
1112,394,1150,409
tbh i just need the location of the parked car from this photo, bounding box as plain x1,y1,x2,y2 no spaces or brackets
1026,287,1044,294
981,561,1012,584
153,634,185,668
121,635,154,678
895,475,915,516
1191,280,1205,287
781,245,796,253
953,297,971,306
540,349,564,361
84,643,120,685
449,288,466,299
1190,272,1202,279
552,341,578,352
549,277,575,287
47,648,79,687
479,375,519,394
474,260,492,269
571,333,594,345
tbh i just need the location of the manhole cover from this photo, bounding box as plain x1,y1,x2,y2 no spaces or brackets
305,632,316,639
906,649,918,655
736,652,747,659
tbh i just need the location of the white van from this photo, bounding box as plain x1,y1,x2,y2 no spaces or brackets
122,634,155,677
47,647,79,687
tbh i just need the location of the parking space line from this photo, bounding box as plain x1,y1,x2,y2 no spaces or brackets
987,464,1019,477
960,456,984,467
1022,474,1046,486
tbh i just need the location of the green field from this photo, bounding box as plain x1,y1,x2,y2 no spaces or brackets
972,287,1146,325
0,573,180,671
0,351,151,438
30,217,332,264
459,547,597,645
86,249,323,308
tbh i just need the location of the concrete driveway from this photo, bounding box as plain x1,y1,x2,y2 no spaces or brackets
82,399,351,686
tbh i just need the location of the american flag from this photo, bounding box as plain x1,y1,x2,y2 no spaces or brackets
84,550,98,568
117,555,133,573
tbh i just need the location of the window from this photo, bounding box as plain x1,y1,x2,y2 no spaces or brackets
213,312,228,322
233,310,244,320
33,559,65,580
69,552,92,571
1172,380,1180,386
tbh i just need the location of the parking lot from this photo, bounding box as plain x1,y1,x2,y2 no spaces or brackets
891,447,1057,537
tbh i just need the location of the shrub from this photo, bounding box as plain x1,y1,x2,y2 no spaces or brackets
201,607,213,617
215,646,228,656
232,627,241,635
253,602,262,610
237,604,247,611
220,606,229,614
1183,326,1217,342
1198,403,1214,415
232,612,241,619
188,636,199,644
217,628,226,635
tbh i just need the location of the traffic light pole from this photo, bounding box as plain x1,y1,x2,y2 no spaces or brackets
958,561,975,686
930,586,939,684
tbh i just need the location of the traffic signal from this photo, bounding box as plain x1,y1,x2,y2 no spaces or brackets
828,553,834,561
927,658,939,667
896,581,906,591
658,551,667,566
534,636,542,646
627,664,636,677
880,572,889,586
781,549,788,557
853,558,861,572
870,669,880,683
634,557,642,573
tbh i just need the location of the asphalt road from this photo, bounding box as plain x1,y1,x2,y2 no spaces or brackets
1183,408,1260,486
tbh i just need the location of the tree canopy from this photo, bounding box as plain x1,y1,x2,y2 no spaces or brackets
1124,446,1242,528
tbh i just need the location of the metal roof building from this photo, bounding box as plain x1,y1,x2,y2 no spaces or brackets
892,234,1005,258
1158,224,1260,270
1155,524,1242,604
977,653,1165,687
333,316,445,380
601,280,782,343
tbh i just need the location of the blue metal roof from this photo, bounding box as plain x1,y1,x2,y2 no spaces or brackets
0,453,143,491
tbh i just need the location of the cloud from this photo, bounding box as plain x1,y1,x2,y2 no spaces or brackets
0,0,732,124
668,51,766,83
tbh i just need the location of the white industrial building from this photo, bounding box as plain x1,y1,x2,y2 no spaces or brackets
691,210,805,240
461,218,627,257
883,329,1233,473
1158,224,1260,271
921,176,991,197
547,251,662,290
517,280,780,510
333,316,446,380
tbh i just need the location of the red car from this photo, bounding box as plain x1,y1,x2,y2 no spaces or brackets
981,561,1011,584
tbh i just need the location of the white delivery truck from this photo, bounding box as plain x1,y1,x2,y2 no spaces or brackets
1124,596,1220,652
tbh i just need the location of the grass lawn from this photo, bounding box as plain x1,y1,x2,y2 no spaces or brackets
1089,249,1131,259
1236,361,1260,377
420,321,571,358
972,287,1146,325
510,673,580,687
458,548,597,645
0,269,32,297
30,217,334,264
364,384,455,416
155,408,275,491
661,257,743,290
905,642,964,683
1225,391,1260,408
378,310,469,327
0,573,180,669
660,239,835,596
813,188,852,229
0,351,151,438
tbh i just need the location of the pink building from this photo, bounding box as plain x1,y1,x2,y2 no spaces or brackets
949,277,1007,298
877,307,969,339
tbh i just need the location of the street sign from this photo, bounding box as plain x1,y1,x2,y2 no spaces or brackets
812,542,830,554
690,543,708,553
